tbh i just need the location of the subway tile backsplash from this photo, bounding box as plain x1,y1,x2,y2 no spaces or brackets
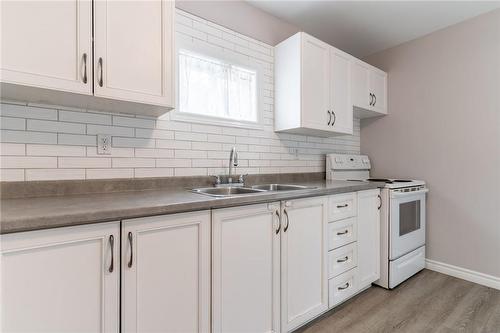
0,9,360,182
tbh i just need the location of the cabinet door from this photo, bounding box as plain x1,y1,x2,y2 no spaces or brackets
281,197,328,332
122,211,210,333
369,70,387,114
212,203,281,333
301,34,330,130
1,222,119,333
94,0,174,106
329,48,353,135
357,189,381,288
0,0,92,94
351,61,371,110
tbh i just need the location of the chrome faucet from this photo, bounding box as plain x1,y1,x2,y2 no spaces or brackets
228,147,238,183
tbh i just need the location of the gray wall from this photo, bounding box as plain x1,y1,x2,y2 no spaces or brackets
176,0,299,45
361,9,500,277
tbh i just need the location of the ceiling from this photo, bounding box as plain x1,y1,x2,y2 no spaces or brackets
248,1,500,58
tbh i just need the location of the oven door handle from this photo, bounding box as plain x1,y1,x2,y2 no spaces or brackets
390,188,428,198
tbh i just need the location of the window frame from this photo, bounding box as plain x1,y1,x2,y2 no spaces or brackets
172,37,265,130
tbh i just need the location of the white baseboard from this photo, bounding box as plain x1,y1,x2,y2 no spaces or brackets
425,259,500,290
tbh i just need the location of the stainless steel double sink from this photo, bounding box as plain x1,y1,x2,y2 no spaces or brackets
191,184,315,197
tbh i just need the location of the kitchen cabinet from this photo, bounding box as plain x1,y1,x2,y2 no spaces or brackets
281,197,329,332
275,32,353,137
0,0,93,95
351,60,387,118
212,203,281,333
121,211,211,333
0,0,174,116
93,0,174,107
357,189,381,288
1,222,119,333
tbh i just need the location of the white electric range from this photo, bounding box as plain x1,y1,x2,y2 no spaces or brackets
326,153,428,289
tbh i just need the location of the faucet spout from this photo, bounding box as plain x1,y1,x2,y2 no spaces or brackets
228,147,238,183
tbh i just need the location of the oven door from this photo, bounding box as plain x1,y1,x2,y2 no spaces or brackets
389,188,428,260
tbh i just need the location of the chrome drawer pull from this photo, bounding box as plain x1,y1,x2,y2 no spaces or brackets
336,204,348,208
338,282,350,290
337,256,349,263
336,230,349,236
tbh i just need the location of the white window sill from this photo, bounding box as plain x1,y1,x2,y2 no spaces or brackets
170,111,265,131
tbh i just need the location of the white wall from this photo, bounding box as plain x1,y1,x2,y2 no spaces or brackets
361,9,500,278
175,0,299,45
0,10,360,182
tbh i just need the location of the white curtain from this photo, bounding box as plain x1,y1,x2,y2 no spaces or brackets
179,49,257,122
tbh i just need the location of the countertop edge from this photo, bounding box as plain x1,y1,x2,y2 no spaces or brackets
1,182,380,235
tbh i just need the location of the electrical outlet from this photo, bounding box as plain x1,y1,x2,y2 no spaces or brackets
97,134,112,155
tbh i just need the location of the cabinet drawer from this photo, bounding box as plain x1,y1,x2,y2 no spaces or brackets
328,193,357,221
327,217,357,250
328,242,357,278
328,268,358,308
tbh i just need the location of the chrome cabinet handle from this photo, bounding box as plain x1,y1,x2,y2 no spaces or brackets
337,256,349,263
108,235,114,273
331,110,336,126
337,229,349,236
275,210,281,234
337,204,348,208
338,282,350,290
98,57,103,87
127,232,133,268
378,194,382,210
327,110,331,126
373,94,377,106
82,53,88,84
369,93,372,106
283,208,289,232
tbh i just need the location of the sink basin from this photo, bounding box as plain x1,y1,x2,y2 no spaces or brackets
251,184,315,191
191,187,266,197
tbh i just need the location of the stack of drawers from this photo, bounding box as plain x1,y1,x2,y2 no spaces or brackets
327,193,359,308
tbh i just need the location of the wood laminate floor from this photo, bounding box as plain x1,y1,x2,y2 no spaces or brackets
296,269,500,333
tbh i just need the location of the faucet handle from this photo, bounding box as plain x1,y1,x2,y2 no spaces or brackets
238,174,248,184
213,175,221,185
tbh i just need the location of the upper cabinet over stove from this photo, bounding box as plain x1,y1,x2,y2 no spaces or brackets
275,32,387,137
0,0,175,117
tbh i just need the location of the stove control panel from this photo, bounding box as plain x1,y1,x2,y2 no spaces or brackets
326,154,371,170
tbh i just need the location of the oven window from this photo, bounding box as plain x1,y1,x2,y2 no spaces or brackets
399,201,421,236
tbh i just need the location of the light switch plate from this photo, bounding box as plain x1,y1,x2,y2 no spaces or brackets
97,134,112,155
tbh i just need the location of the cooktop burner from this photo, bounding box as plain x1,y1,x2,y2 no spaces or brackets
367,178,390,182
392,179,413,183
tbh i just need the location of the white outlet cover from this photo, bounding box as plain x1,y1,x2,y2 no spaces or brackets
97,134,112,155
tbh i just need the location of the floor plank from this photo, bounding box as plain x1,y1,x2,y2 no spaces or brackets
294,269,500,333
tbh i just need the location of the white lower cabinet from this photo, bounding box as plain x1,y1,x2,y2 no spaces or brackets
212,203,281,333
1,222,120,333
281,197,329,332
357,189,381,288
121,211,211,333
1,191,381,333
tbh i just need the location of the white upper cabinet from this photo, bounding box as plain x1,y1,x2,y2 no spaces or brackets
212,203,281,333
0,0,92,95
121,211,211,333
352,60,387,118
281,197,328,332
357,189,381,288
0,0,174,117
1,222,119,333
94,0,174,107
330,49,353,134
275,32,353,137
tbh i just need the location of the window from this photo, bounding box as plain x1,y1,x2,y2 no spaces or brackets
176,48,260,127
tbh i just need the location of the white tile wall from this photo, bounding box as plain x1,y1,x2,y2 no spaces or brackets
0,9,360,182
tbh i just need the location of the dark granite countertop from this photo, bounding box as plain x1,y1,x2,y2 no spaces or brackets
0,180,380,234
